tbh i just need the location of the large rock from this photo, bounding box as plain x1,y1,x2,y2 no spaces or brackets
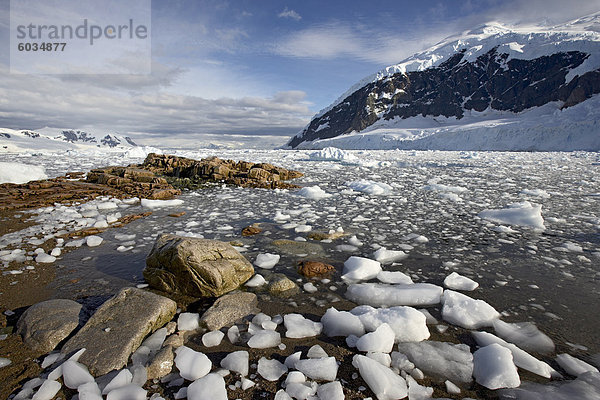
61,288,176,376
17,299,82,354
200,291,259,331
144,234,255,298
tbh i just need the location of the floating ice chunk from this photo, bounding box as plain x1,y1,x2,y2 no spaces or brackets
492,320,555,354
294,225,312,233
187,373,227,400
443,272,479,291
372,248,408,264
473,343,520,390
220,351,249,376
202,330,224,347
472,331,556,378
321,307,366,337
297,186,332,200
341,256,382,282
247,330,281,349
493,225,518,233
352,354,408,400
254,253,280,269
376,271,413,285
284,313,323,338
97,201,119,210
521,188,550,198
245,274,266,287
397,341,474,383
86,235,103,247
356,323,395,353
479,201,545,230
140,199,184,208
347,179,393,195
102,369,133,394
257,357,287,381
442,290,500,329
30,379,61,400
352,305,430,343
35,253,56,263
423,183,467,193
62,360,94,389
174,346,211,381
317,381,345,400
556,354,599,377
309,147,358,162
346,283,443,307
295,357,338,381
177,313,200,331
0,162,47,184
501,371,600,399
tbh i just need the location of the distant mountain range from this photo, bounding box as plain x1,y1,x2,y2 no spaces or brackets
0,128,139,153
287,13,600,151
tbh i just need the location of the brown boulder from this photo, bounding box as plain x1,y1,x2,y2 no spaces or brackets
298,261,336,278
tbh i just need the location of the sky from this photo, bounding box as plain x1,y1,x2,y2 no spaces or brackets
1,0,599,148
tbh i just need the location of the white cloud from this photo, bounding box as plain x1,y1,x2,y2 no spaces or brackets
278,8,302,21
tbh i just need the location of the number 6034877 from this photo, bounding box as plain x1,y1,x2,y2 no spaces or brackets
17,42,66,51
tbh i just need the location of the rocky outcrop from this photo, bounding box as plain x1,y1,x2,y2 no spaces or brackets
200,291,259,330
86,166,180,200
16,299,82,354
144,234,255,298
141,154,303,189
61,287,177,376
288,48,600,148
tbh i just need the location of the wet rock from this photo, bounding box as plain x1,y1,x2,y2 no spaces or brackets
146,346,174,380
268,275,300,297
163,333,185,349
141,154,303,189
16,299,82,354
297,261,335,278
271,239,325,256
61,288,177,376
241,224,262,236
307,231,346,241
144,234,255,298
168,211,186,218
200,292,259,331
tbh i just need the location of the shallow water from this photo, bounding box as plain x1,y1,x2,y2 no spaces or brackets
5,149,600,361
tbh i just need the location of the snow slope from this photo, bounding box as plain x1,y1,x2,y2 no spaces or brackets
290,13,600,151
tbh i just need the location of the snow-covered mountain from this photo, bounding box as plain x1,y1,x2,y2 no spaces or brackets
0,127,140,153
287,13,600,151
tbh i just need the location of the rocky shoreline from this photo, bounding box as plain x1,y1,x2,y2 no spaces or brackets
1,152,599,400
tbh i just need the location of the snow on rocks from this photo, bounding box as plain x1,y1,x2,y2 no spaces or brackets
397,341,474,384
254,253,280,269
556,354,599,377
442,290,500,329
352,305,430,342
473,343,521,390
443,272,479,291
346,283,443,307
372,247,408,264
352,354,408,400
295,356,339,381
283,314,323,338
257,357,288,381
297,186,332,200
472,331,556,378
479,201,545,230
174,346,212,381
321,307,366,337
341,256,382,282
346,179,393,195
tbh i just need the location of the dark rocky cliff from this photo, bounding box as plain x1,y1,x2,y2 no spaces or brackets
288,48,600,148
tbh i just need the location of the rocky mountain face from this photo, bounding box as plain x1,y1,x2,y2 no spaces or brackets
288,48,600,148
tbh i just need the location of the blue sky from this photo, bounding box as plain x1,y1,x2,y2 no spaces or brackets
1,0,599,147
